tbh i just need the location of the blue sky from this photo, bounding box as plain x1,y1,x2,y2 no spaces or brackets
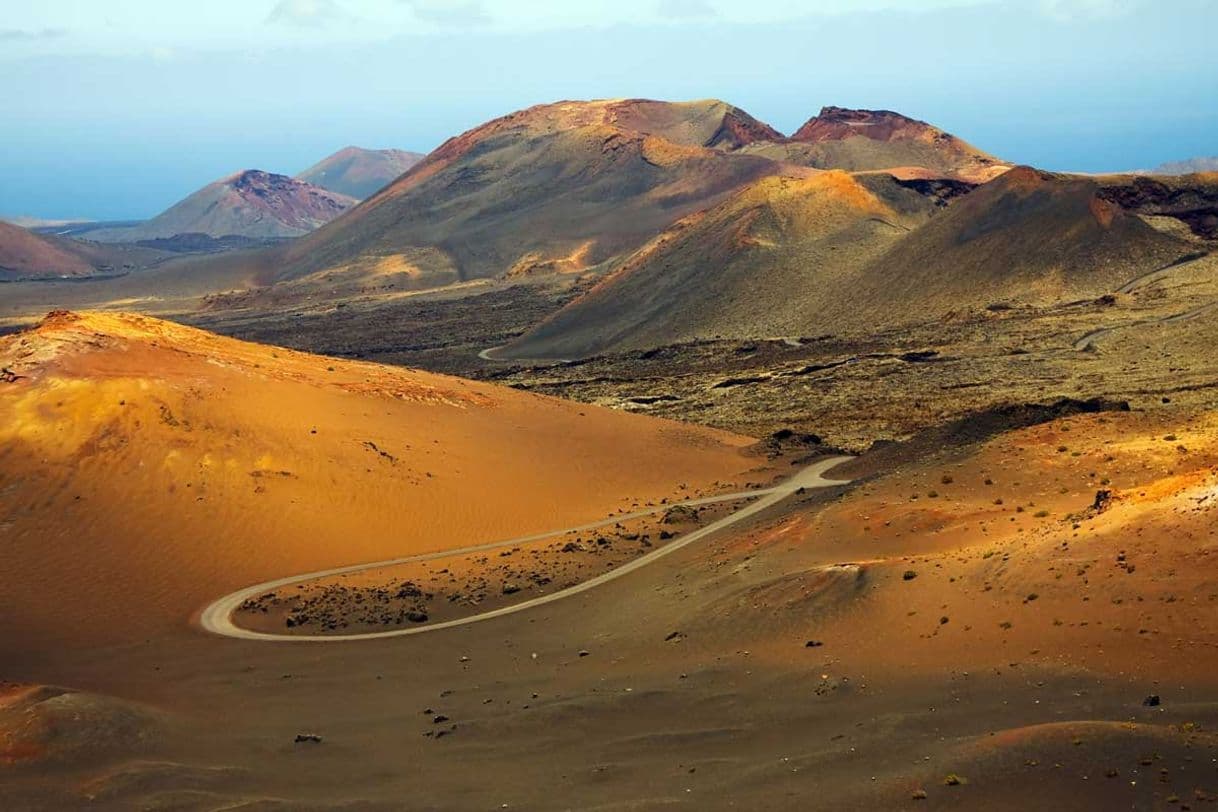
2,0,1215,220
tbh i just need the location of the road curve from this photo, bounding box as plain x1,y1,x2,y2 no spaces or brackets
199,456,853,642
477,343,573,364
1074,301,1218,351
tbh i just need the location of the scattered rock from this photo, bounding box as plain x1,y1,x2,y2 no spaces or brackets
1143,694,1161,707
805,640,824,648
1090,489,1114,515
903,571,918,581
294,733,323,744
662,505,699,525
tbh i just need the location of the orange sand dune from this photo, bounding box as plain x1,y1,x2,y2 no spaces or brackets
0,312,758,654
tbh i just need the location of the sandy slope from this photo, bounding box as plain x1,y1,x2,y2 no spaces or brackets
6,399,1218,810
0,311,758,656
201,456,852,641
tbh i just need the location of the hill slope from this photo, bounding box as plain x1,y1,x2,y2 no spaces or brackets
0,311,756,652
826,167,1197,330
0,221,168,281
1147,156,1218,175
742,106,1008,182
87,171,356,243
503,170,948,358
296,146,425,199
273,99,785,288
504,167,1199,357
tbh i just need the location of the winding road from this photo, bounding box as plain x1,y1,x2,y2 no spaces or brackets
199,455,853,642
1073,301,1218,351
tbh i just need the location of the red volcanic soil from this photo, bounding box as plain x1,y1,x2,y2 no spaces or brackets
792,106,959,144
225,171,354,233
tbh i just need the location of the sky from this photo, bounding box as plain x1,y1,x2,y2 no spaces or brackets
1,0,1215,220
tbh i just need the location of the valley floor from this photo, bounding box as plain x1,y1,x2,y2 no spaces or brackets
5,405,1218,810
2,252,1217,810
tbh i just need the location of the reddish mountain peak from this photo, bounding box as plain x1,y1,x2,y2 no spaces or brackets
228,169,312,194
992,165,1056,189
422,98,781,171
706,105,785,150
791,106,949,144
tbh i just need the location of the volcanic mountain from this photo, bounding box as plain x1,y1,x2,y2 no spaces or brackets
502,170,952,358
503,166,1199,358
0,220,169,281
827,167,1203,328
270,99,786,289
743,106,1009,183
87,170,356,244
296,146,425,200
0,310,756,654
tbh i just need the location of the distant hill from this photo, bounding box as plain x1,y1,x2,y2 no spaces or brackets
503,166,1201,357
107,99,1011,298
741,106,1008,183
822,167,1196,331
18,99,1019,303
1147,157,1218,175
1092,172,1218,241
0,220,168,281
297,147,425,200
502,170,951,357
273,99,786,289
87,171,356,244
1,215,93,230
